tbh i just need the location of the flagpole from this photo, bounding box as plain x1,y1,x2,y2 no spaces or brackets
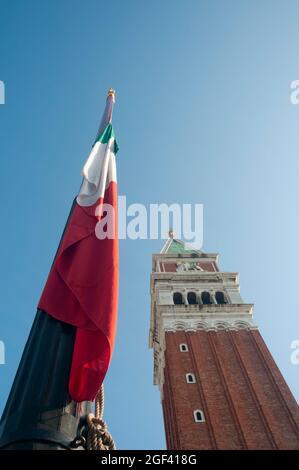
0,89,115,450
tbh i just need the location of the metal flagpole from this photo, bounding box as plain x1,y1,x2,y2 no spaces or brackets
0,90,115,450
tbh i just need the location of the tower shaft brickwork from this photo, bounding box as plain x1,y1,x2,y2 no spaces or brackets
150,238,299,450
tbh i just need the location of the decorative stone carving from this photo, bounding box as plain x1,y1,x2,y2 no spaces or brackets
176,262,203,272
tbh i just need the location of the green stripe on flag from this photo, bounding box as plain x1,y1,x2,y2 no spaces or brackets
95,123,119,153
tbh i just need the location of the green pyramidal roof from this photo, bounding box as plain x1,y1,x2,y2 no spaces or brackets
165,238,201,255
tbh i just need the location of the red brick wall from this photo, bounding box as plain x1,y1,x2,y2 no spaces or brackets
162,330,299,450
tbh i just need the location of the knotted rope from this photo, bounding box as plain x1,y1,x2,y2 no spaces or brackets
85,384,116,450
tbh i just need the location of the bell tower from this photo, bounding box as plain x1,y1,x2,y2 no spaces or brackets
149,236,299,450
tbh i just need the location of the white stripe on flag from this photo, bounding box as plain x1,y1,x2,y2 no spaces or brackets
77,138,117,207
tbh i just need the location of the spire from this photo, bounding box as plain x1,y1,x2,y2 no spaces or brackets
161,234,202,255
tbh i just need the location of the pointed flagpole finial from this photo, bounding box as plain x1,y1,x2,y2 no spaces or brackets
108,88,116,102
94,89,116,142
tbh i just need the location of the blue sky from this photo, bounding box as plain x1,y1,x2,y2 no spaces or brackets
0,0,298,449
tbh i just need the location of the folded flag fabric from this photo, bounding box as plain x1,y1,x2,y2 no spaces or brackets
38,91,119,402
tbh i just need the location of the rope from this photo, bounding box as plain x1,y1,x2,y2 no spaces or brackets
85,384,116,450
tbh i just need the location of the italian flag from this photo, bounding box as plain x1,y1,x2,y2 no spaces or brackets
38,91,119,402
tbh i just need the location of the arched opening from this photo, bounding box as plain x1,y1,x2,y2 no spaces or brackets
179,344,188,352
186,373,196,383
187,292,197,305
201,291,212,305
194,409,205,423
173,292,184,305
215,291,227,304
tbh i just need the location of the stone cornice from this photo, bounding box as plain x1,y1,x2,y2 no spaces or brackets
151,272,239,291
153,252,219,259
157,303,253,316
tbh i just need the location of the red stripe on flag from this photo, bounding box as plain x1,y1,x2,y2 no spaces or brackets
38,182,118,402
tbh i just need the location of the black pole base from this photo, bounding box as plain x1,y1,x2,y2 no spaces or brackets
0,310,91,450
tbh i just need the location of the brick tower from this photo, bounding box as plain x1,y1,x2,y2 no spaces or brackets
149,236,299,450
